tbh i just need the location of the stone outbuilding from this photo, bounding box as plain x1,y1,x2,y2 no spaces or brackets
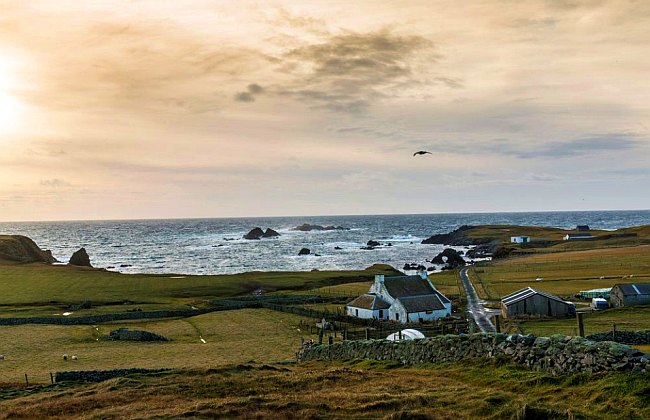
501,287,574,318
346,272,452,323
610,283,650,307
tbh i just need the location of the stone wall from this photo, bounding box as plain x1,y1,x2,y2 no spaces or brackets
586,330,650,345
297,333,650,375
0,309,214,326
55,368,171,383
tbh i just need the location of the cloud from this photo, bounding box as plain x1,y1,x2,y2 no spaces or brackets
40,179,72,188
509,134,642,159
234,83,265,102
275,29,439,112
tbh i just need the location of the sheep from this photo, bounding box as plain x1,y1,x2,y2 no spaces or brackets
63,354,68,361
71,355,78,361
0,355,5,361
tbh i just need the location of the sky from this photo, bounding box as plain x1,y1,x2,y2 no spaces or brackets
0,0,649,221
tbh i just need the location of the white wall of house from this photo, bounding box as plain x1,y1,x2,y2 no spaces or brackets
345,306,387,320
510,236,530,244
406,309,450,323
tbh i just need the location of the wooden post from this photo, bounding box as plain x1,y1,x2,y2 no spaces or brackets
328,335,334,345
50,372,54,385
494,315,501,333
612,323,617,341
343,329,347,341
24,373,29,387
577,313,585,337
365,329,370,340
398,330,402,340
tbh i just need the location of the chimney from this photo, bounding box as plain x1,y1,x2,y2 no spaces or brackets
418,270,428,280
375,274,385,283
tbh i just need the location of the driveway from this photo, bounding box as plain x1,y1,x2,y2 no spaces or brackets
459,267,496,333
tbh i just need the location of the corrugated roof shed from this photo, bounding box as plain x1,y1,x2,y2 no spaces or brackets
502,287,566,306
615,283,650,296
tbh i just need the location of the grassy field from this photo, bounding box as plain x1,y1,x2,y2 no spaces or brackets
511,305,650,337
469,245,650,300
1,360,647,419
0,309,322,384
0,262,400,309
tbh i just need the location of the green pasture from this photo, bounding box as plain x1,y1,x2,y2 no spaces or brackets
514,305,650,337
0,262,400,308
469,245,650,299
0,308,320,384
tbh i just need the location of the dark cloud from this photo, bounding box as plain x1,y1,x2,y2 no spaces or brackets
247,83,264,94
276,29,439,113
235,92,255,102
512,134,642,159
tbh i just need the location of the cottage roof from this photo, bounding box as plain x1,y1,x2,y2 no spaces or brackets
397,293,448,313
614,283,650,296
501,287,567,306
383,275,435,298
346,293,391,310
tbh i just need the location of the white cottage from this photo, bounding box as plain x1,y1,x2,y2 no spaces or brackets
346,272,452,323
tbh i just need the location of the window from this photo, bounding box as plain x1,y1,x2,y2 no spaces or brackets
378,310,383,318
355,309,359,316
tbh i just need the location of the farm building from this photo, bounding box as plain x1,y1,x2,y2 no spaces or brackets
563,233,594,240
501,287,574,318
610,283,650,307
510,236,530,244
345,272,451,323
579,287,612,299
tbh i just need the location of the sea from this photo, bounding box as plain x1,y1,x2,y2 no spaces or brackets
1,210,649,275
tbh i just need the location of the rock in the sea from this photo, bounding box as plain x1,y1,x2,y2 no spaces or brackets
243,227,265,240
367,240,381,247
69,247,92,267
403,263,427,271
298,248,311,256
334,246,343,250
0,235,58,264
431,248,466,268
262,228,280,238
292,224,349,231
421,225,475,245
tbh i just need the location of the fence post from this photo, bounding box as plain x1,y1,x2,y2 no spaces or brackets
612,323,616,341
365,329,369,340
328,335,334,345
50,372,54,385
577,313,585,337
494,315,501,333
24,373,29,387
343,329,347,340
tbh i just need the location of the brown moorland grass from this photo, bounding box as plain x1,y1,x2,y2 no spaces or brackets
0,361,648,419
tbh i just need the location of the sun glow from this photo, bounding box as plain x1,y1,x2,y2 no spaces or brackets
0,56,25,137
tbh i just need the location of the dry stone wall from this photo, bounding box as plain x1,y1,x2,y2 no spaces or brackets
297,333,650,375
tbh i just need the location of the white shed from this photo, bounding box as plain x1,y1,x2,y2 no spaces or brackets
510,236,530,244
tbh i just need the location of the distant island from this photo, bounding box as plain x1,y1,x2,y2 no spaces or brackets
291,223,349,232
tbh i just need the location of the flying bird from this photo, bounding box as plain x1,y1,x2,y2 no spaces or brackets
413,150,432,156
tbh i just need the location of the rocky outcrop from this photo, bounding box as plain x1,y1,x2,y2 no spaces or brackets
109,328,168,342
69,248,92,267
243,227,265,240
292,224,349,231
297,333,650,375
262,228,280,238
0,235,57,264
421,225,477,245
298,248,311,256
431,248,466,268
403,263,427,271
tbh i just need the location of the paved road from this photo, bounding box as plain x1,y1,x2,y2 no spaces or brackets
459,267,496,333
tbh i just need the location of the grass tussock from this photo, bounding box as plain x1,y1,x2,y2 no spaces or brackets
0,360,647,419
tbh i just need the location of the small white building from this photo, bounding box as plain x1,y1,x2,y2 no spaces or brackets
510,236,530,244
346,272,452,324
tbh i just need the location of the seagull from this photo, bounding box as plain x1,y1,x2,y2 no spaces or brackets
413,150,432,156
